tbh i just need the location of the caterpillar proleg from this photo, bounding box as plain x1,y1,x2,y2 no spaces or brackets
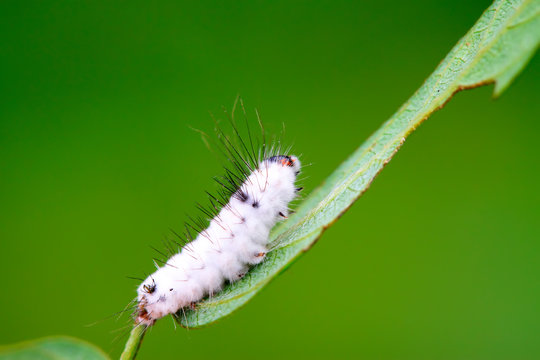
134,111,302,326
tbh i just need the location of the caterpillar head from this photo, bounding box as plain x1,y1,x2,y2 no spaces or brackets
244,154,302,223
266,155,301,174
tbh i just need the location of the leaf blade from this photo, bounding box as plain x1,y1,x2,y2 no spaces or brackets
0,337,109,360
181,0,539,328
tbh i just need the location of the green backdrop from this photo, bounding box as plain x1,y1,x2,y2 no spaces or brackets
1,1,538,359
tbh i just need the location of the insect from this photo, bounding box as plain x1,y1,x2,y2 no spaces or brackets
134,104,302,326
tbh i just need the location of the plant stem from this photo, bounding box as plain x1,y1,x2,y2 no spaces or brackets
120,325,146,360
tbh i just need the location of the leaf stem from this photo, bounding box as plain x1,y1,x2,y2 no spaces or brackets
120,325,146,360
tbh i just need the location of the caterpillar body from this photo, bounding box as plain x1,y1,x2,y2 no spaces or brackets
135,121,302,326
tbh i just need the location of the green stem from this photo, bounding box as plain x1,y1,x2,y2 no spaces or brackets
120,325,146,360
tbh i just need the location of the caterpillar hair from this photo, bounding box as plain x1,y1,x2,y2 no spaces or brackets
133,100,302,326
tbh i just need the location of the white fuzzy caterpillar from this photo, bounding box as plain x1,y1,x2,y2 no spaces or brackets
136,154,301,326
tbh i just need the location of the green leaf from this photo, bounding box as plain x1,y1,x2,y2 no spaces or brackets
0,337,109,360
178,0,539,328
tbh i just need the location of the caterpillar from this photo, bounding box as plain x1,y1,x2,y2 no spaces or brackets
134,110,302,326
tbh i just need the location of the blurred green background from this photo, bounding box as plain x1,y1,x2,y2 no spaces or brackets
1,1,539,359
